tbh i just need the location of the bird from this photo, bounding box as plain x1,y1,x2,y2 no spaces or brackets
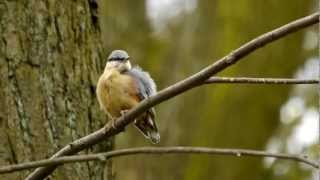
96,50,160,144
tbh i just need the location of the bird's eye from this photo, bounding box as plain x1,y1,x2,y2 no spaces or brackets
108,57,129,61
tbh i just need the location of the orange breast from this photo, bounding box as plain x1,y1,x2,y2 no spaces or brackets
97,69,141,118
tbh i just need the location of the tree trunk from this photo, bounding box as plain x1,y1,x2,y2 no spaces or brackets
0,1,113,179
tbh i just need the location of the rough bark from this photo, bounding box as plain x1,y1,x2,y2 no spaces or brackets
0,0,112,179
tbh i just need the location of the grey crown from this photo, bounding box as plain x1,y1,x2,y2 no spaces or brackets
108,50,130,61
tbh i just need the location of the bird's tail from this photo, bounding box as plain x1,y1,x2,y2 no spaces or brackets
134,112,160,144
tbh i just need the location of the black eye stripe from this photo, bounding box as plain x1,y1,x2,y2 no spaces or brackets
108,57,130,61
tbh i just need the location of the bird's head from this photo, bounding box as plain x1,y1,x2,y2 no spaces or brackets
106,50,132,72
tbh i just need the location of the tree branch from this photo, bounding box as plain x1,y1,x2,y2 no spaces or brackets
205,77,319,84
1,146,318,174
26,13,320,180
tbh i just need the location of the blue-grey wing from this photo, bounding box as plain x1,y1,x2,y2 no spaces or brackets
125,66,157,100
124,66,159,143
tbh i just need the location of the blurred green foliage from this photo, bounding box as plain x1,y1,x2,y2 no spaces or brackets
100,0,315,179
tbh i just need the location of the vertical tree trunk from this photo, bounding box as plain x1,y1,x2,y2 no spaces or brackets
0,1,112,179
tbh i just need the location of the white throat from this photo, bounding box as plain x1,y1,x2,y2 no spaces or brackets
105,60,132,72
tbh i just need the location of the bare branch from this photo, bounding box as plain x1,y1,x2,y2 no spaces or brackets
205,77,319,84
26,13,320,180
1,146,318,174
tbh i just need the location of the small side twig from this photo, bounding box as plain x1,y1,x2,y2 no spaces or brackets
205,77,319,84
1,147,318,174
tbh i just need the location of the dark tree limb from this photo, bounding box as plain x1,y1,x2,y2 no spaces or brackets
205,77,319,84
26,13,320,180
1,146,318,174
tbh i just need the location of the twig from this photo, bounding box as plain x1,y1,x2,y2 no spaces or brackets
205,77,319,84
1,146,318,174
26,13,320,180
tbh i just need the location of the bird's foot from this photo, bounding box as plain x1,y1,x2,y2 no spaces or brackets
103,117,116,133
111,118,116,129
118,110,129,132
120,110,129,117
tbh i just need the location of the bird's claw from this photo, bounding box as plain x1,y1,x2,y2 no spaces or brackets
118,110,129,132
120,110,129,117
111,119,116,129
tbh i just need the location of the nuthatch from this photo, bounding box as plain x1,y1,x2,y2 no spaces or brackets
96,50,160,144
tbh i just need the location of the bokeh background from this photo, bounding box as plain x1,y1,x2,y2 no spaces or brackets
100,0,318,180
0,0,318,179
